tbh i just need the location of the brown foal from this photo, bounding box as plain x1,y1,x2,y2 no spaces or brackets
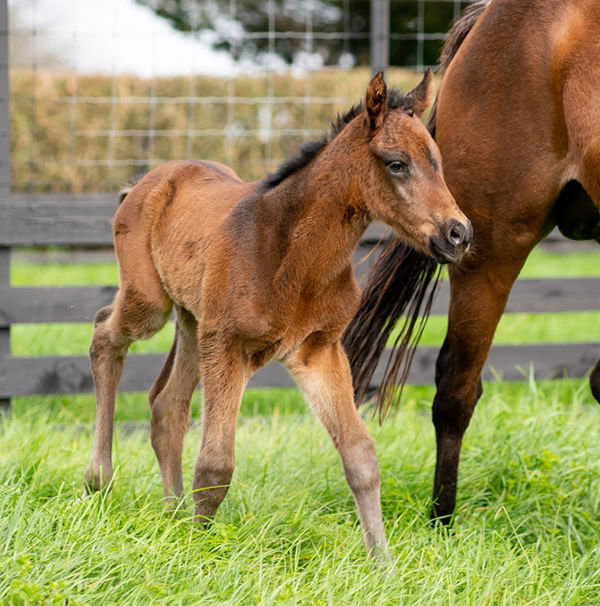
85,72,471,563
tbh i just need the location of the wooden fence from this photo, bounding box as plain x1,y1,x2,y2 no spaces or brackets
0,194,599,406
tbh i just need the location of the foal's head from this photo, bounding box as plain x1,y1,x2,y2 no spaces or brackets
353,71,471,263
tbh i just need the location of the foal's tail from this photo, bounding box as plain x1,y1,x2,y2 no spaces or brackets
118,173,146,204
343,1,490,418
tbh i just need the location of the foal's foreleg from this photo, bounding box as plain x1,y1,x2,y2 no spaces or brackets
286,340,390,565
193,341,248,522
149,308,199,505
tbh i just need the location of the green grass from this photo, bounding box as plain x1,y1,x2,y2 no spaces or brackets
2,380,600,604
519,247,600,277
2,247,600,603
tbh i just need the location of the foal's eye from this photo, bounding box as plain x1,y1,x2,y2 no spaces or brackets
387,161,409,176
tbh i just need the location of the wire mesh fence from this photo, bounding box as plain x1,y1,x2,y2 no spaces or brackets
8,0,471,194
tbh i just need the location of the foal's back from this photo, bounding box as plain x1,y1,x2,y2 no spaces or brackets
113,160,257,315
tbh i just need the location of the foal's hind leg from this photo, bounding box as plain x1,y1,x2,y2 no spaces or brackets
85,304,126,491
86,276,172,491
286,340,390,565
149,307,199,505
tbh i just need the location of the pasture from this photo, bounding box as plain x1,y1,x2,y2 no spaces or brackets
2,247,600,604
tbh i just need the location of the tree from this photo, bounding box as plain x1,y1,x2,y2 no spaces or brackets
135,0,469,68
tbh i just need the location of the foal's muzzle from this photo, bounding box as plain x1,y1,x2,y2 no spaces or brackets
429,218,473,264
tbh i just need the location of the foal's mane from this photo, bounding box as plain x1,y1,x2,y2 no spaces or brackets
264,88,412,189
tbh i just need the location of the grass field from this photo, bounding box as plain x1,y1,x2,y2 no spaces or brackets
2,247,600,604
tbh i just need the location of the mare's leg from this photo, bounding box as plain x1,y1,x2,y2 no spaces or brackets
86,269,172,491
590,359,600,404
193,337,248,522
149,307,199,505
567,107,600,402
577,153,600,405
563,62,600,404
431,255,532,523
286,339,390,565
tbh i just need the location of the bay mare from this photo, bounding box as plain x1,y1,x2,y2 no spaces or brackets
85,72,471,563
345,0,600,523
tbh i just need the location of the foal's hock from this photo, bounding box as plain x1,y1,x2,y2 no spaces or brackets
85,71,470,563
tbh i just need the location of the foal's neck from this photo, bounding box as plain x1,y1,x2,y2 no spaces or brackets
261,143,370,285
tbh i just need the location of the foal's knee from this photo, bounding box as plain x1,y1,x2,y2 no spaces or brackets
89,326,126,366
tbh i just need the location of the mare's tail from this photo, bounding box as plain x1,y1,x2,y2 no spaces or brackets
342,0,491,418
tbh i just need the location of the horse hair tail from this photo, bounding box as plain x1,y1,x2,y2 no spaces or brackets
428,0,492,137
439,0,492,70
118,172,146,205
342,239,441,421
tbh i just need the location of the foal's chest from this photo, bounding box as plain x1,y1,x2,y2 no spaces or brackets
241,281,358,371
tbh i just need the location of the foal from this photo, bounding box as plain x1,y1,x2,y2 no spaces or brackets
85,72,471,562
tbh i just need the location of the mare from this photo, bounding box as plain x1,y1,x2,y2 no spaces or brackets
84,72,472,562
345,0,600,524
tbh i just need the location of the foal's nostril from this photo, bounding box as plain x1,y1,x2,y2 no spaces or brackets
446,219,470,247
448,225,464,247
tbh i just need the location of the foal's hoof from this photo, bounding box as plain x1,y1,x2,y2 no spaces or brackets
84,463,114,493
192,512,215,528
164,497,187,517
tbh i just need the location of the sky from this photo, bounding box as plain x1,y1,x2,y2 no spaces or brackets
10,0,237,76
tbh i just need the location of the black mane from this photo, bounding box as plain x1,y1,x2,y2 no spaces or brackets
264,87,410,189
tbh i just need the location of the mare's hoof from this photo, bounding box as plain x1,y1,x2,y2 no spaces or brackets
429,510,455,532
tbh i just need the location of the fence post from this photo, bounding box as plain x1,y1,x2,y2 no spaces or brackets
370,0,390,75
0,0,10,413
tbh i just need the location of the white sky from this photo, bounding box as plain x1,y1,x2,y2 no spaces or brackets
10,0,237,76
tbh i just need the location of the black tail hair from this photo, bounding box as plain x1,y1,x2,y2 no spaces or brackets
343,1,491,418
342,241,440,420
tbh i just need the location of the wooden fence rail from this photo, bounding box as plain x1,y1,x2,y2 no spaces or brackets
0,195,599,400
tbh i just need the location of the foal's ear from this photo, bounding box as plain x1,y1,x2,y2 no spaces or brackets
364,71,388,133
404,68,434,118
